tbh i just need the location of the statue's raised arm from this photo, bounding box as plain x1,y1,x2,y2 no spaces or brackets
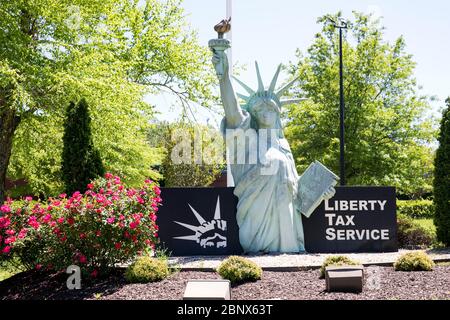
209,18,244,128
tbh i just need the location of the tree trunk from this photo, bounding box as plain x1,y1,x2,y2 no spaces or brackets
0,107,21,204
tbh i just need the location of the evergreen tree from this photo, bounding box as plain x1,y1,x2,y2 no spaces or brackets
433,98,450,245
62,99,105,194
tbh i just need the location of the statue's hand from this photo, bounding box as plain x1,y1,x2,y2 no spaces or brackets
211,50,228,79
323,186,336,200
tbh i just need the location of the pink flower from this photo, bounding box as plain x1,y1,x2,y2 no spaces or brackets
105,173,113,179
28,216,40,229
57,217,65,224
153,186,161,195
67,217,75,225
42,214,52,223
2,246,11,254
5,236,16,244
79,233,87,239
114,243,122,249
78,254,87,264
129,221,139,229
136,197,144,204
0,217,11,229
25,196,33,201
59,193,67,199
35,264,43,270
91,269,98,278
0,205,11,214
119,215,125,221
145,179,152,184
18,228,28,239
106,217,115,224
6,229,15,236
87,183,94,190
96,231,102,237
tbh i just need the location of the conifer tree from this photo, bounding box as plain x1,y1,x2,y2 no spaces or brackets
62,99,105,194
433,98,450,245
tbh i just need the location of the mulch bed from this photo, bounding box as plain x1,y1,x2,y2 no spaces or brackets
1,266,449,300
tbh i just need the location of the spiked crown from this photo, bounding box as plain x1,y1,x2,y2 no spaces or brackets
233,62,305,114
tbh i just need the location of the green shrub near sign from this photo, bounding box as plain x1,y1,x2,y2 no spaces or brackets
394,251,434,271
319,255,360,278
217,256,262,284
397,200,434,219
125,256,170,283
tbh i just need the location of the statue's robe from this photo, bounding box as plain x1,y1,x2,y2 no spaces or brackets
222,111,306,253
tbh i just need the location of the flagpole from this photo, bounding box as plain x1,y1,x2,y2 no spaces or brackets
225,0,235,187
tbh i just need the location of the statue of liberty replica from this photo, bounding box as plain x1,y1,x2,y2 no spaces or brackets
210,19,338,254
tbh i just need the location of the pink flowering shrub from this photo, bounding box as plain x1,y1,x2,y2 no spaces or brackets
0,173,161,275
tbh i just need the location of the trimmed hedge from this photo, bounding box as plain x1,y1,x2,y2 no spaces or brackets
397,200,434,219
397,214,435,249
217,256,262,284
125,256,170,283
394,251,434,271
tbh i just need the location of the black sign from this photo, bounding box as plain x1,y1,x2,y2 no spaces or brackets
157,188,243,256
158,186,397,256
303,186,398,253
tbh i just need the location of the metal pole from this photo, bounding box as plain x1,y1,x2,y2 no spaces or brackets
339,26,346,186
225,0,235,187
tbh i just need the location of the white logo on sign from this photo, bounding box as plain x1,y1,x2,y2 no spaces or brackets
173,196,227,248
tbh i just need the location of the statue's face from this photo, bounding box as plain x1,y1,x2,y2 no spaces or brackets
253,101,279,129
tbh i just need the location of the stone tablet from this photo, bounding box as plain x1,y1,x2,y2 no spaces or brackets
298,161,339,218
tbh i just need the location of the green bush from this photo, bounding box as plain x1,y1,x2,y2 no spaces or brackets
62,98,105,195
433,98,450,246
397,214,435,249
217,256,262,284
125,256,170,283
394,251,434,271
1,174,161,275
320,255,360,278
397,200,434,219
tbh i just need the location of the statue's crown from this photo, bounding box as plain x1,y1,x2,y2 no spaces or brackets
233,62,305,113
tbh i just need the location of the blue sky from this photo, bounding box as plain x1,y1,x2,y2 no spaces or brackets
153,0,450,125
